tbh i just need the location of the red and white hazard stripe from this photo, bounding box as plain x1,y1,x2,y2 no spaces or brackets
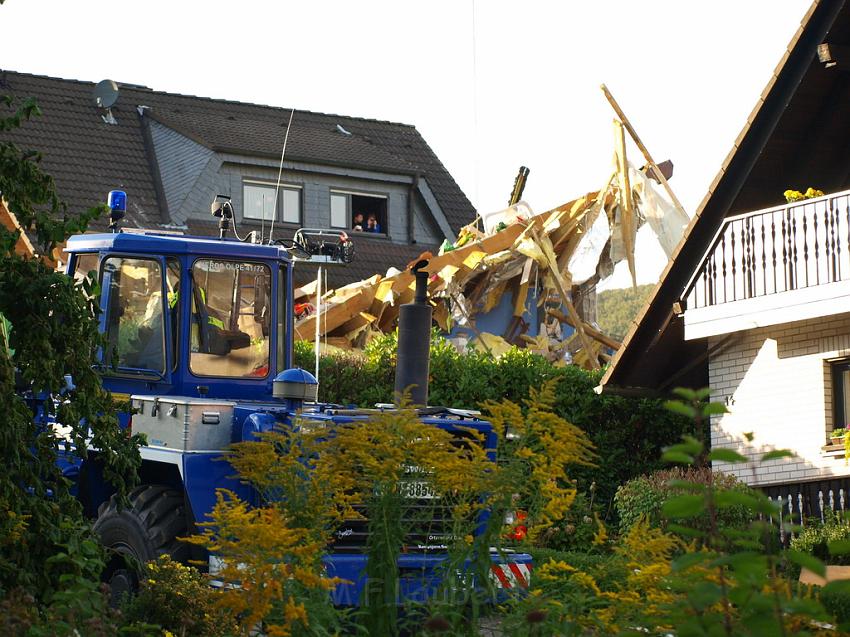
490,562,532,589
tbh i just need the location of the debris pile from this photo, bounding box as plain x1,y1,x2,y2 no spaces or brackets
293,85,689,370
294,168,686,370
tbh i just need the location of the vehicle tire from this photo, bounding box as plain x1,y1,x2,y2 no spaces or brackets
93,484,190,606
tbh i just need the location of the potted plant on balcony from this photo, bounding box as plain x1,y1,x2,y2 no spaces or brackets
784,187,825,203
831,428,847,446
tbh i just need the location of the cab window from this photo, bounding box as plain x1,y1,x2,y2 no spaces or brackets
102,257,166,375
70,253,101,308
71,253,100,286
189,259,271,378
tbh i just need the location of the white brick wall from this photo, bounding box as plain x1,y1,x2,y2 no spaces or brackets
709,314,850,486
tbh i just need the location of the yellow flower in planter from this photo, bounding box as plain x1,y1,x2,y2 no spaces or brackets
784,187,824,203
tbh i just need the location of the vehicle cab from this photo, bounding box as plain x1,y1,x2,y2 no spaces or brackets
65,230,292,402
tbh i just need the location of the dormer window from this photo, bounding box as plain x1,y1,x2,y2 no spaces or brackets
330,190,387,234
243,181,301,225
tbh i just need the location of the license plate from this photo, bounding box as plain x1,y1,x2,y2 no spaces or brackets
399,479,438,499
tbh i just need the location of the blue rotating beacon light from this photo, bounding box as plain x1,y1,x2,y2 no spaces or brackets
107,190,126,232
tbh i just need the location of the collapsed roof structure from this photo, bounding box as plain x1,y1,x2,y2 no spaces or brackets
293,97,690,370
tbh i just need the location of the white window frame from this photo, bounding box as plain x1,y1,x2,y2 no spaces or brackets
243,180,302,225
330,189,388,232
330,192,349,229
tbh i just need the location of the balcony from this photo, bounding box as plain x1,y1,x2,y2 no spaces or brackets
683,189,850,340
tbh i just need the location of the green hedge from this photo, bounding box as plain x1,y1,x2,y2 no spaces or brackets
294,330,557,408
294,331,692,517
614,466,756,535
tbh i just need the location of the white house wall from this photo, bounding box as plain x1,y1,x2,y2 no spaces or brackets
709,314,850,486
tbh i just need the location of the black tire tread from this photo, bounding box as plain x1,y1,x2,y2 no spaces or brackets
95,484,189,559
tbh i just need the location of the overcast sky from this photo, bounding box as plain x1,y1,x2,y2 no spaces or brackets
1,0,812,287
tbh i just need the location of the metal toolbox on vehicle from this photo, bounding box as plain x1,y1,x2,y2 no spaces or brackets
130,395,236,451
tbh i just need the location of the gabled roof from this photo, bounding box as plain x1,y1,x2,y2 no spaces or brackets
0,70,474,285
0,71,165,230
0,70,475,233
603,0,849,395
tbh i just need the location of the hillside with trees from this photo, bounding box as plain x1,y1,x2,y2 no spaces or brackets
597,283,655,341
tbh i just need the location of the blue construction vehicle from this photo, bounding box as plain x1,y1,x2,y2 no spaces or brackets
55,192,532,605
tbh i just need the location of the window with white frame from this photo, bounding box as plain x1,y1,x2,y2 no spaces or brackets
833,360,850,433
330,190,387,233
243,182,301,225
330,192,348,229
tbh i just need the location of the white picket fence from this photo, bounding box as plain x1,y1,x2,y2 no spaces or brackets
766,488,849,544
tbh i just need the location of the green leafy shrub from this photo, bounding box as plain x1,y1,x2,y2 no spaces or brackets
548,365,694,513
296,329,562,409
820,584,850,625
818,588,850,624
614,466,755,535
297,346,378,406
536,490,607,553
0,91,142,628
0,589,39,636
500,388,840,634
790,510,850,569
0,574,125,637
122,555,237,637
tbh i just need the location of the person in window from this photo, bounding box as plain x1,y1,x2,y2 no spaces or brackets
366,214,381,233
352,212,364,231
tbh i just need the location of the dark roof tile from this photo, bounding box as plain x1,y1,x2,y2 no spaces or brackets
1,69,473,240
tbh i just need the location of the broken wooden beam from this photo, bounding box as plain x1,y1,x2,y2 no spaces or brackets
601,84,687,218
529,227,599,370
546,307,622,351
614,119,637,287
294,288,373,340
513,258,535,317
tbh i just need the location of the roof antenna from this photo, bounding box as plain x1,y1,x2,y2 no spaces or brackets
93,80,119,125
268,108,296,244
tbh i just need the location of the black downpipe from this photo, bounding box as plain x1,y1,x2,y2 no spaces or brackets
394,259,431,406
407,174,419,244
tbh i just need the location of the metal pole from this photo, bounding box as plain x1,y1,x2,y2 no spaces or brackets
314,266,322,382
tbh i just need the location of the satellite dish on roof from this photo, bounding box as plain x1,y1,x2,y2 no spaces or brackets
93,80,119,109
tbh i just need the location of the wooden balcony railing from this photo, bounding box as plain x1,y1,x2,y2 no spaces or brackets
685,189,850,310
